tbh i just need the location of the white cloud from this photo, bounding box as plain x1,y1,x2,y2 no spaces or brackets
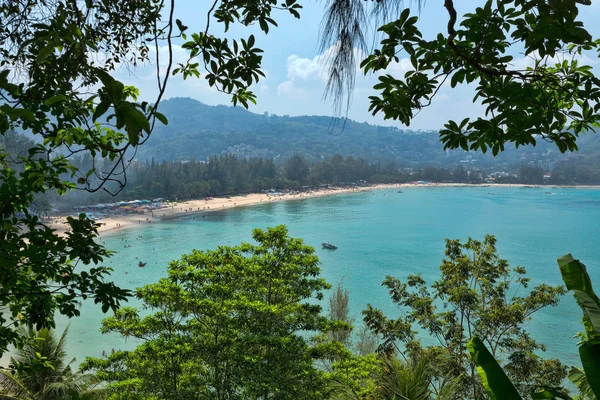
260,84,270,93
381,58,413,77
282,53,327,87
277,81,295,96
286,54,328,82
278,45,369,96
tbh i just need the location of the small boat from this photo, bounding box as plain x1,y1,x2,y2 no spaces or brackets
138,261,147,268
545,192,552,195
322,243,337,250
397,190,403,193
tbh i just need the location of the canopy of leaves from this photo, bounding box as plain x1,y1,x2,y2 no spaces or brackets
362,235,567,399
0,0,299,355
82,226,339,399
321,0,600,154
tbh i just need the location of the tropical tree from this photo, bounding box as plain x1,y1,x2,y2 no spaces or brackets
362,235,567,399
0,0,303,354
373,356,461,400
320,0,599,154
0,327,101,400
82,226,340,399
467,255,600,399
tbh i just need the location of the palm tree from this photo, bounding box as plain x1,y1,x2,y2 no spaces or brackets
0,327,103,400
374,356,460,400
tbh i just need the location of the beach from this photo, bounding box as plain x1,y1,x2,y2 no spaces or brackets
47,182,596,236
49,184,399,235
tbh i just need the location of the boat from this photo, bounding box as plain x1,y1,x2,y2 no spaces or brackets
138,261,147,268
397,190,403,193
322,243,337,250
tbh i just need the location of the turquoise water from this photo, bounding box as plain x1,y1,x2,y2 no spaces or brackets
53,187,600,366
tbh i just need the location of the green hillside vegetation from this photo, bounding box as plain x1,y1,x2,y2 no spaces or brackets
144,98,570,169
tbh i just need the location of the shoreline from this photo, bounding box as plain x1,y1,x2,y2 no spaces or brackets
48,182,599,236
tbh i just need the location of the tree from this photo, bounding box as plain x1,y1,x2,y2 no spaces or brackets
0,0,302,354
373,356,460,400
518,165,545,185
321,0,599,154
0,327,101,400
362,235,567,399
328,283,353,348
82,226,338,399
284,154,311,183
467,254,600,400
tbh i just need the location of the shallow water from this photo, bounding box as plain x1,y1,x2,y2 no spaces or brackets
53,187,600,367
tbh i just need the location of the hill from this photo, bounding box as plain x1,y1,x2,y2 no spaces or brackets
137,97,571,170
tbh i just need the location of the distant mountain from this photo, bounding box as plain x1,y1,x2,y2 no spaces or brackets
136,97,585,169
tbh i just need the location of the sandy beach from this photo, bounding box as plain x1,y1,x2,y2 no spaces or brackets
47,182,596,236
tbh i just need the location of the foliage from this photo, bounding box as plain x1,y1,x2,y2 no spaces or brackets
327,354,380,399
568,366,596,400
518,165,545,185
328,284,353,348
0,327,101,400
57,153,488,209
467,336,522,400
127,98,575,170
328,354,461,400
557,255,600,399
321,0,600,153
82,226,339,399
373,356,461,400
0,0,300,355
362,235,567,399
463,254,600,400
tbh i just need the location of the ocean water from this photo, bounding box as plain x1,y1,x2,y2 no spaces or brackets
52,187,600,367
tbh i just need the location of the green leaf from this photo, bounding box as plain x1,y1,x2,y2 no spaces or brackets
531,387,573,400
467,336,522,400
557,254,600,336
259,19,269,33
96,69,125,103
568,366,595,399
44,94,67,106
93,101,111,122
579,341,600,398
35,46,54,64
153,111,168,125
116,103,150,146
8,108,36,123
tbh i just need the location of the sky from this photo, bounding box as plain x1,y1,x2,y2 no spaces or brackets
112,1,600,131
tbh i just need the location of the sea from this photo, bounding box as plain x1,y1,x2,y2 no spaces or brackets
52,186,600,367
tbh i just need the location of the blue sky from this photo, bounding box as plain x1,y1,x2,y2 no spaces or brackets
113,1,600,131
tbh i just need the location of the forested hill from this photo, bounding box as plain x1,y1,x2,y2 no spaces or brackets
141,97,566,168
146,97,439,164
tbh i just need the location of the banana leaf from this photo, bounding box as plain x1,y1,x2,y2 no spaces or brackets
568,366,596,400
557,254,600,337
467,336,522,400
579,341,600,398
531,387,573,400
